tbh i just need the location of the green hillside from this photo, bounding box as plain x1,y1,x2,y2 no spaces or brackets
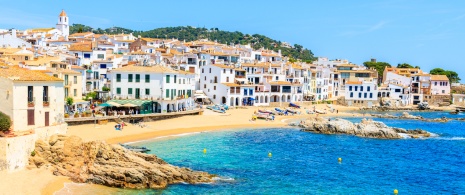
70,24,316,62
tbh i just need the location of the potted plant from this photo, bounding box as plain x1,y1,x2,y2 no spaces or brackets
64,113,69,118
74,112,79,118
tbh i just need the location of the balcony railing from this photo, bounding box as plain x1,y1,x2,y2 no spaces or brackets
282,89,291,93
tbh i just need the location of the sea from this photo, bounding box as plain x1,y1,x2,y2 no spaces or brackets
56,111,465,195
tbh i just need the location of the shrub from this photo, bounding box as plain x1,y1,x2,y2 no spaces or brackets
0,112,12,132
66,97,74,106
102,86,110,92
31,150,36,157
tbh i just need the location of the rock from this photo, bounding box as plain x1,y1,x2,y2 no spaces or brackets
399,112,423,120
418,102,430,110
300,117,431,139
29,135,214,189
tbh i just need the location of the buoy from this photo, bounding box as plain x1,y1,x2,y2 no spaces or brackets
268,152,272,157
203,148,207,154
393,189,398,194
338,157,342,162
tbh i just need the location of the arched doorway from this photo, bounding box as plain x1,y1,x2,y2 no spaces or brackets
222,96,226,104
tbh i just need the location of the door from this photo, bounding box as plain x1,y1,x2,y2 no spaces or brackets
135,88,140,99
189,67,195,73
45,112,49,126
27,110,35,125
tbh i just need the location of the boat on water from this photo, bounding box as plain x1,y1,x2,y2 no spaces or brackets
119,144,151,153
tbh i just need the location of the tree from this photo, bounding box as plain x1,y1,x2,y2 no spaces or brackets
430,68,461,83
397,63,414,68
0,112,11,132
363,61,391,82
66,97,74,106
102,86,110,92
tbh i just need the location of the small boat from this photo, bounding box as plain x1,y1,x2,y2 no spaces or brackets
120,144,151,153
211,105,225,113
286,109,298,114
258,109,274,114
221,104,229,110
289,102,300,108
315,109,327,114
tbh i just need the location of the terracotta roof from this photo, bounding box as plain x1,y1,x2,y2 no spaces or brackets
59,10,67,17
0,66,62,81
221,83,241,87
54,68,80,75
69,32,94,37
212,64,234,69
112,65,194,75
430,75,449,81
346,81,363,84
69,42,92,52
268,81,292,85
71,65,85,70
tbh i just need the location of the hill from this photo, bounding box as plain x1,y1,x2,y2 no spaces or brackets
69,24,316,62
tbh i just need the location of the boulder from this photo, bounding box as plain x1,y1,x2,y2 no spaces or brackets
300,117,431,139
29,136,214,189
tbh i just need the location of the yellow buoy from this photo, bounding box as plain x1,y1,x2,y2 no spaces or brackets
338,157,342,162
203,148,207,154
268,152,272,157
393,189,398,194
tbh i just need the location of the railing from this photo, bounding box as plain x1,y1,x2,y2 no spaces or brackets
282,89,291,93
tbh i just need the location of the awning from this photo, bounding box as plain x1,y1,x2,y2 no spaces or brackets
107,99,151,107
235,78,248,82
73,99,89,105
86,70,93,73
195,95,208,99
86,82,92,85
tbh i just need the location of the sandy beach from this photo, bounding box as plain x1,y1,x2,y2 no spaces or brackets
0,103,381,195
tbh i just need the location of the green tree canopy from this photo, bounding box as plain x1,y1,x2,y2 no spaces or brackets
363,61,391,82
430,68,461,83
69,25,316,62
397,63,413,68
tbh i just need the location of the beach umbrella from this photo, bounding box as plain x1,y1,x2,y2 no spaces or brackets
99,102,112,107
108,102,122,107
122,103,138,107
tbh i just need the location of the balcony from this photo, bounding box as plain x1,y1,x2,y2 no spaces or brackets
43,97,50,107
28,97,35,107
282,89,291,93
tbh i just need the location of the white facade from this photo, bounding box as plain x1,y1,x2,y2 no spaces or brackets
345,80,379,107
56,10,69,37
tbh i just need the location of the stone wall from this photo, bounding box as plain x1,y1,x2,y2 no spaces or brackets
345,100,378,108
0,123,67,171
0,134,36,171
452,94,465,106
424,95,451,106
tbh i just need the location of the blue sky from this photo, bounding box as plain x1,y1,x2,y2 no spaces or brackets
1,0,465,81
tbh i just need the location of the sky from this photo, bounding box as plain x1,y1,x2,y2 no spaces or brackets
1,0,465,82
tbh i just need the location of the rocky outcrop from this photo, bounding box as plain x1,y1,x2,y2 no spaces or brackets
371,112,451,123
300,117,431,139
399,112,424,120
29,135,214,189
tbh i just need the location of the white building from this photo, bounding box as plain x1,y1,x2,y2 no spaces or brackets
345,80,379,108
56,10,69,37
0,29,31,48
110,65,196,112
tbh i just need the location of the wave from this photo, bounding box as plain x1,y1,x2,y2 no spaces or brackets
434,137,465,141
213,176,235,182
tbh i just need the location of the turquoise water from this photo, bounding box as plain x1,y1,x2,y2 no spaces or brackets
59,112,465,194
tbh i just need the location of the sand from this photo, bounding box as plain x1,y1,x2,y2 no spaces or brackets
0,103,363,194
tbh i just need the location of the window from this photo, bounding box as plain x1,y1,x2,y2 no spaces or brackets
249,89,253,96
74,76,77,84
179,79,181,84
25,56,29,60
166,75,170,83
244,89,248,95
174,75,177,83
166,89,169,98
145,88,150,95
128,74,133,82
97,54,104,59
355,86,358,91
360,86,364,91
209,68,211,73
275,76,278,80
145,74,150,83
435,82,437,86
350,92,353,97
214,86,216,90
395,89,401,92
204,76,206,81
349,86,352,91
223,69,226,74
84,53,91,58
442,90,445,94
28,86,33,102
74,89,77,97
230,69,233,74
116,88,121,94
226,77,229,82
116,74,121,82
358,93,362,98
135,74,140,82
128,88,133,95
367,86,370,92
364,93,367,98
370,93,373,98
43,86,48,102
183,79,186,84
202,68,204,73
213,95,216,99
204,84,206,88
100,64,107,69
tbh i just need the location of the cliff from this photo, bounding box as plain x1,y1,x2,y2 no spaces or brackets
300,117,431,139
29,135,214,189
